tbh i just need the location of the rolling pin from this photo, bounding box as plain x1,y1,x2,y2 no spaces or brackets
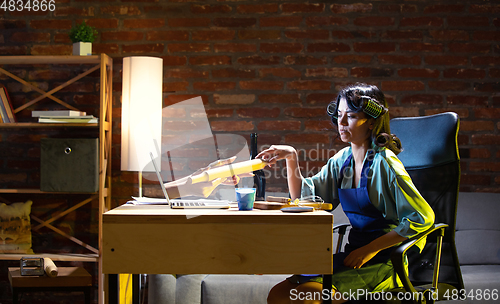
266,196,290,204
43,257,58,277
190,158,267,184
267,196,333,210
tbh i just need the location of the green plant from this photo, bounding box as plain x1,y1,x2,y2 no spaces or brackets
69,21,98,43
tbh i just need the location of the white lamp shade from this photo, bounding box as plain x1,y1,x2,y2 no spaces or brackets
121,56,163,172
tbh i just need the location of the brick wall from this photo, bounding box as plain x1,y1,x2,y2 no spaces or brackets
1,0,499,205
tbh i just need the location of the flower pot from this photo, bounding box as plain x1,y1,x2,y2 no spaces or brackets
72,42,92,56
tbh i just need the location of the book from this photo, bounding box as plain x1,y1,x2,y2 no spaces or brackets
0,98,7,123
0,85,15,123
38,115,95,119
38,115,98,124
32,110,87,117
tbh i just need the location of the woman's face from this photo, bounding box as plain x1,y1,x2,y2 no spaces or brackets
337,97,373,146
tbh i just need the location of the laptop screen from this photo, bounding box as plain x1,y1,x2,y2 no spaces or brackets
150,152,171,205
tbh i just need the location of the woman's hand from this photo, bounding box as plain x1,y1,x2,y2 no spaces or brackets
343,245,379,269
343,231,407,269
256,145,297,166
257,145,302,199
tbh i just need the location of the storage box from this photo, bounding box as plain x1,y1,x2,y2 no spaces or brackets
40,138,99,193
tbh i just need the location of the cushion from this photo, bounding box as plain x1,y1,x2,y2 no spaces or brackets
460,265,500,291
147,274,209,304
177,274,208,304
455,192,500,265
440,265,500,304
201,274,289,304
455,230,500,265
147,274,176,304
0,200,34,254
456,192,500,231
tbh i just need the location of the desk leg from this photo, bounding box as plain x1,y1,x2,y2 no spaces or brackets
133,274,140,304
322,274,332,304
108,274,118,304
12,287,19,304
107,274,140,304
85,286,91,304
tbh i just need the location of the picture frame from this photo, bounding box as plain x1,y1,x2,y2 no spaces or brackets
0,84,16,123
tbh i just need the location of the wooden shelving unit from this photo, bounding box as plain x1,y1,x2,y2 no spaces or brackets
0,54,112,304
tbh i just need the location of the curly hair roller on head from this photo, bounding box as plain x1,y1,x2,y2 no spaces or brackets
327,83,402,155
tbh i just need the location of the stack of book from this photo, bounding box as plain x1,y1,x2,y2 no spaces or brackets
32,110,98,124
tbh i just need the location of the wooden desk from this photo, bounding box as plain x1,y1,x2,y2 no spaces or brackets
102,205,334,302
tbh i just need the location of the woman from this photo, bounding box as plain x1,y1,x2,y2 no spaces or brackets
257,83,435,304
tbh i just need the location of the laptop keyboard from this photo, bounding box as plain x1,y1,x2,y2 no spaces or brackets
170,199,231,208
172,201,206,207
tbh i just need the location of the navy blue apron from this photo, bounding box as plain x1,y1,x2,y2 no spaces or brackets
336,151,395,265
292,151,396,284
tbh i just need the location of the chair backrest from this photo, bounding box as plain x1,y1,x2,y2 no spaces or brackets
390,112,464,290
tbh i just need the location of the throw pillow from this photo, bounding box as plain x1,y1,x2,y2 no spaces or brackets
0,200,34,254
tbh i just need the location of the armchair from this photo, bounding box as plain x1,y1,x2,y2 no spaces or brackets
329,112,464,304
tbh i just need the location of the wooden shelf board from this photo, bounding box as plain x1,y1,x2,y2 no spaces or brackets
0,55,101,65
0,189,100,194
0,253,98,262
0,123,98,128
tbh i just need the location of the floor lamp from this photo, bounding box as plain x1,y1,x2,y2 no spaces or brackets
121,56,163,197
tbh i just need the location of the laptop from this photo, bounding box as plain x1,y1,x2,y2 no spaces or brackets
150,152,231,209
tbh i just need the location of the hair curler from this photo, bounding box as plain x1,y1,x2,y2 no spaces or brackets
360,96,386,118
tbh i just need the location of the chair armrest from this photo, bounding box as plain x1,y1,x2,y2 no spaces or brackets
390,223,448,297
333,223,350,254
332,223,350,234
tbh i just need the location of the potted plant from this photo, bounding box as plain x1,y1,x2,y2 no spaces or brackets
69,21,98,56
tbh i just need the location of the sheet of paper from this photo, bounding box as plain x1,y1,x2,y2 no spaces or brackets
128,196,170,205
